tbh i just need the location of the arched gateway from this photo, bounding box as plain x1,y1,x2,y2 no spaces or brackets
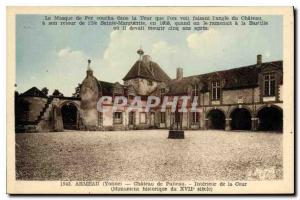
230,108,252,130
206,109,226,130
257,106,283,132
61,102,79,130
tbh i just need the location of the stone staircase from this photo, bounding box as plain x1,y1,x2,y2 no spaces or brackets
34,96,54,124
15,96,54,133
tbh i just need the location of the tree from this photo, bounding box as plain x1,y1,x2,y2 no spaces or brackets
72,83,81,98
52,89,64,97
41,87,49,96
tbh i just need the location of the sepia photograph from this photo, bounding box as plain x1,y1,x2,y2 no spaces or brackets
6,6,294,194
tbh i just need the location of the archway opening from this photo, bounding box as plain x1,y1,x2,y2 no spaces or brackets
61,103,78,130
257,106,283,132
230,108,252,130
207,109,225,130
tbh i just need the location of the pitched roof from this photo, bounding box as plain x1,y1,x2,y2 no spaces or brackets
166,61,283,95
20,87,47,98
166,77,196,95
123,60,171,82
76,80,115,97
98,81,114,96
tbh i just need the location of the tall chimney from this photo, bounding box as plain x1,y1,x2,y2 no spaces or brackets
87,59,93,76
257,54,262,65
176,67,183,80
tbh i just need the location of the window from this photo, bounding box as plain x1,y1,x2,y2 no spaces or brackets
160,112,166,123
148,80,153,86
113,112,122,124
113,86,123,95
191,84,198,101
140,112,147,124
191,84,198,96
264,73,276,96
191,112,199,124
212,81,221,100
150,99,156,104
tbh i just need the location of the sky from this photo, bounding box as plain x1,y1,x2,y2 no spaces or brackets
16,15,282,96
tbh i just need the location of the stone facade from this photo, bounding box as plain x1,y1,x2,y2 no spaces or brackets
15,52,283,133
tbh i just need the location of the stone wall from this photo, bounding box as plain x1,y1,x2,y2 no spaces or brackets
222,88,255,104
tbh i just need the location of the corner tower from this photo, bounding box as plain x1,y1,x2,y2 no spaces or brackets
80,60,100,130
123,49,171,95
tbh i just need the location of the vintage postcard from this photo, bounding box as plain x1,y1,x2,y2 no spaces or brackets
7,7,294,194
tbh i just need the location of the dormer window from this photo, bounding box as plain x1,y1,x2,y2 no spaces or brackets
212,81,221,100
148,80,153,86
264,73,276,96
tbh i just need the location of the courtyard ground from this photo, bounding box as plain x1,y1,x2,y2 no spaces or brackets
15,130,282,181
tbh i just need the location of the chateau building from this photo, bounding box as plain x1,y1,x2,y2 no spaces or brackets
15,49,283,133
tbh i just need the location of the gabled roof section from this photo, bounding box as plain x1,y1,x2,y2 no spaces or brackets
260,61,282,71
20,87,47,98
123,60,171,82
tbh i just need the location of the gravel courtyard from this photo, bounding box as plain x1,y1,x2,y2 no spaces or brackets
16,130,282,181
